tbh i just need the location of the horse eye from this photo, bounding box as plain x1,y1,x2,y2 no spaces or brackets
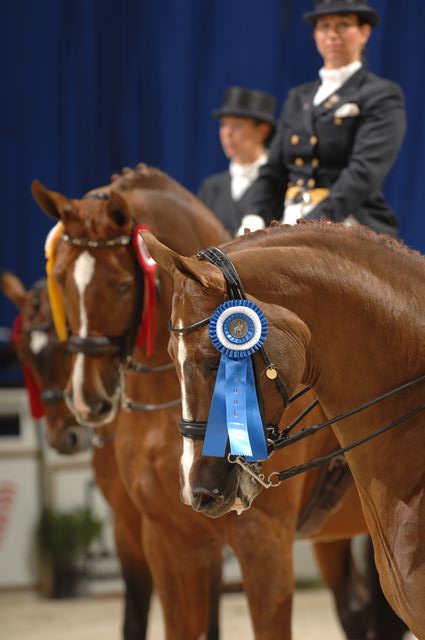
110,208,127,226
205,358,220,373
117,281,132,294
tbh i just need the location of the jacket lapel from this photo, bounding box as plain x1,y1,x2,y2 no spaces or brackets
299,81,321,135
313,66,367,119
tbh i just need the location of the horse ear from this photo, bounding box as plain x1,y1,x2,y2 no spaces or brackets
140,230,183,278
31,180,73,221
107,191,132,229
172,255,225,291
1,270,27,309
140,230,225,292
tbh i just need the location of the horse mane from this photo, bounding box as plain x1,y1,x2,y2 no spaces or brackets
82,163,230,251
221,221,424,273
109,163,195,202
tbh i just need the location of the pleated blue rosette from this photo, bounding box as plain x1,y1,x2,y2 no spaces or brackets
203,299,268,461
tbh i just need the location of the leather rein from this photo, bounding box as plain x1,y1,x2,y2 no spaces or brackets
168,245,425,489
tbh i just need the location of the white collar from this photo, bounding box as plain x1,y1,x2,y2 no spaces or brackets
229,153,267,179
229,153,268,200
319,61,362,85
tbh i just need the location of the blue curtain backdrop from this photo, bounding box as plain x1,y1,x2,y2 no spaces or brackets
1,0,425,329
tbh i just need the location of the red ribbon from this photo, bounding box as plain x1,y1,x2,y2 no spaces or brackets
132,225,157,358
11,315,45,419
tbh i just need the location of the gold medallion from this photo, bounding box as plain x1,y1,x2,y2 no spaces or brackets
266,366,278,380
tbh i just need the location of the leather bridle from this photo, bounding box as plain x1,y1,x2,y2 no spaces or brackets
62,230,143,363
21,283,67,408
168,245,425,488
169,247,293,442
58,199,180,412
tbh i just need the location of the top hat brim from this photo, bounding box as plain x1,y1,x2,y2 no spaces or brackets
303,6,379,27
212,107,276,127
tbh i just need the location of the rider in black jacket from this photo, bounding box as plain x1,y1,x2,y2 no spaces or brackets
242,0,406,237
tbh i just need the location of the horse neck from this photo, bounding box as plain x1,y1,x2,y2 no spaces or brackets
126,188,229,405
129,187,230,253
234,243,425,406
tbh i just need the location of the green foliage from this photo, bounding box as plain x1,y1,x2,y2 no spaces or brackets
38,507,103,568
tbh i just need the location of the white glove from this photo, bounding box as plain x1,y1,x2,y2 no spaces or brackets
236,214,265,236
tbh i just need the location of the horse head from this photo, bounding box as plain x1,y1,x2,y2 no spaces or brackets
1,271,92,454
31,165,229,429
141,230,311,517
32,180,143,426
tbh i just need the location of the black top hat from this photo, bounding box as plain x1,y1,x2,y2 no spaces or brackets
212,86,277,127
303,0,379,27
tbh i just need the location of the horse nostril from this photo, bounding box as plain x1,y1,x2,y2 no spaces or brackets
191,488,224,511
65,431,78,450
97,400,112,416
90,399,113,417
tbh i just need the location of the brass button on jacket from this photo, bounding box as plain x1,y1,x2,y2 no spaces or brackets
290,134,299,145
295,157,304,167
310,135,318,145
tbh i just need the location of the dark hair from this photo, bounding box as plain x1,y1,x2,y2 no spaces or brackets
313,12,373,27
219,116,275,148
253,119,275,148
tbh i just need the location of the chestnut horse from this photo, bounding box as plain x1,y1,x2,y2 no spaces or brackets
1,271,152,639
141,221,422,638
32,166,227,640
31,164,404,639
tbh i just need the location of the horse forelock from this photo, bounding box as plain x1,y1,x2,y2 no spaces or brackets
63,198,130,240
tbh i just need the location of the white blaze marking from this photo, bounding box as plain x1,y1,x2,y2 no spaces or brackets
175,318,195,502
175,327,191,421
72,252,95,412
181,437,195,504
30,330,49,354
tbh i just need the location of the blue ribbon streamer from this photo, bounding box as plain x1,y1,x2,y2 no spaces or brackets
203,355,268,461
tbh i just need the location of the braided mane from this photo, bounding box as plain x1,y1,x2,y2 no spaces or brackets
221,221,424,271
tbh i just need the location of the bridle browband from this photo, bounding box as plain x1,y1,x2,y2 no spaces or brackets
62,233,131,249
168,245,425,488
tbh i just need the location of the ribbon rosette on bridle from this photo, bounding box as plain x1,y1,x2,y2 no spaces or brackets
203,299,268,461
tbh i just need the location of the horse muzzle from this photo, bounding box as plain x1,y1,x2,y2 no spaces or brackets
65,390,118,427
186,460,241,518
48,423,93,454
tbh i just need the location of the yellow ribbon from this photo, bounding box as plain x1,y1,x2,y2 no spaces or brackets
45,222,67,341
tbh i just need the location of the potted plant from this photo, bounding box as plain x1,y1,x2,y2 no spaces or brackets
37,506,103,598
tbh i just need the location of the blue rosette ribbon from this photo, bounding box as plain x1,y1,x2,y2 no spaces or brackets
203,299,268,461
